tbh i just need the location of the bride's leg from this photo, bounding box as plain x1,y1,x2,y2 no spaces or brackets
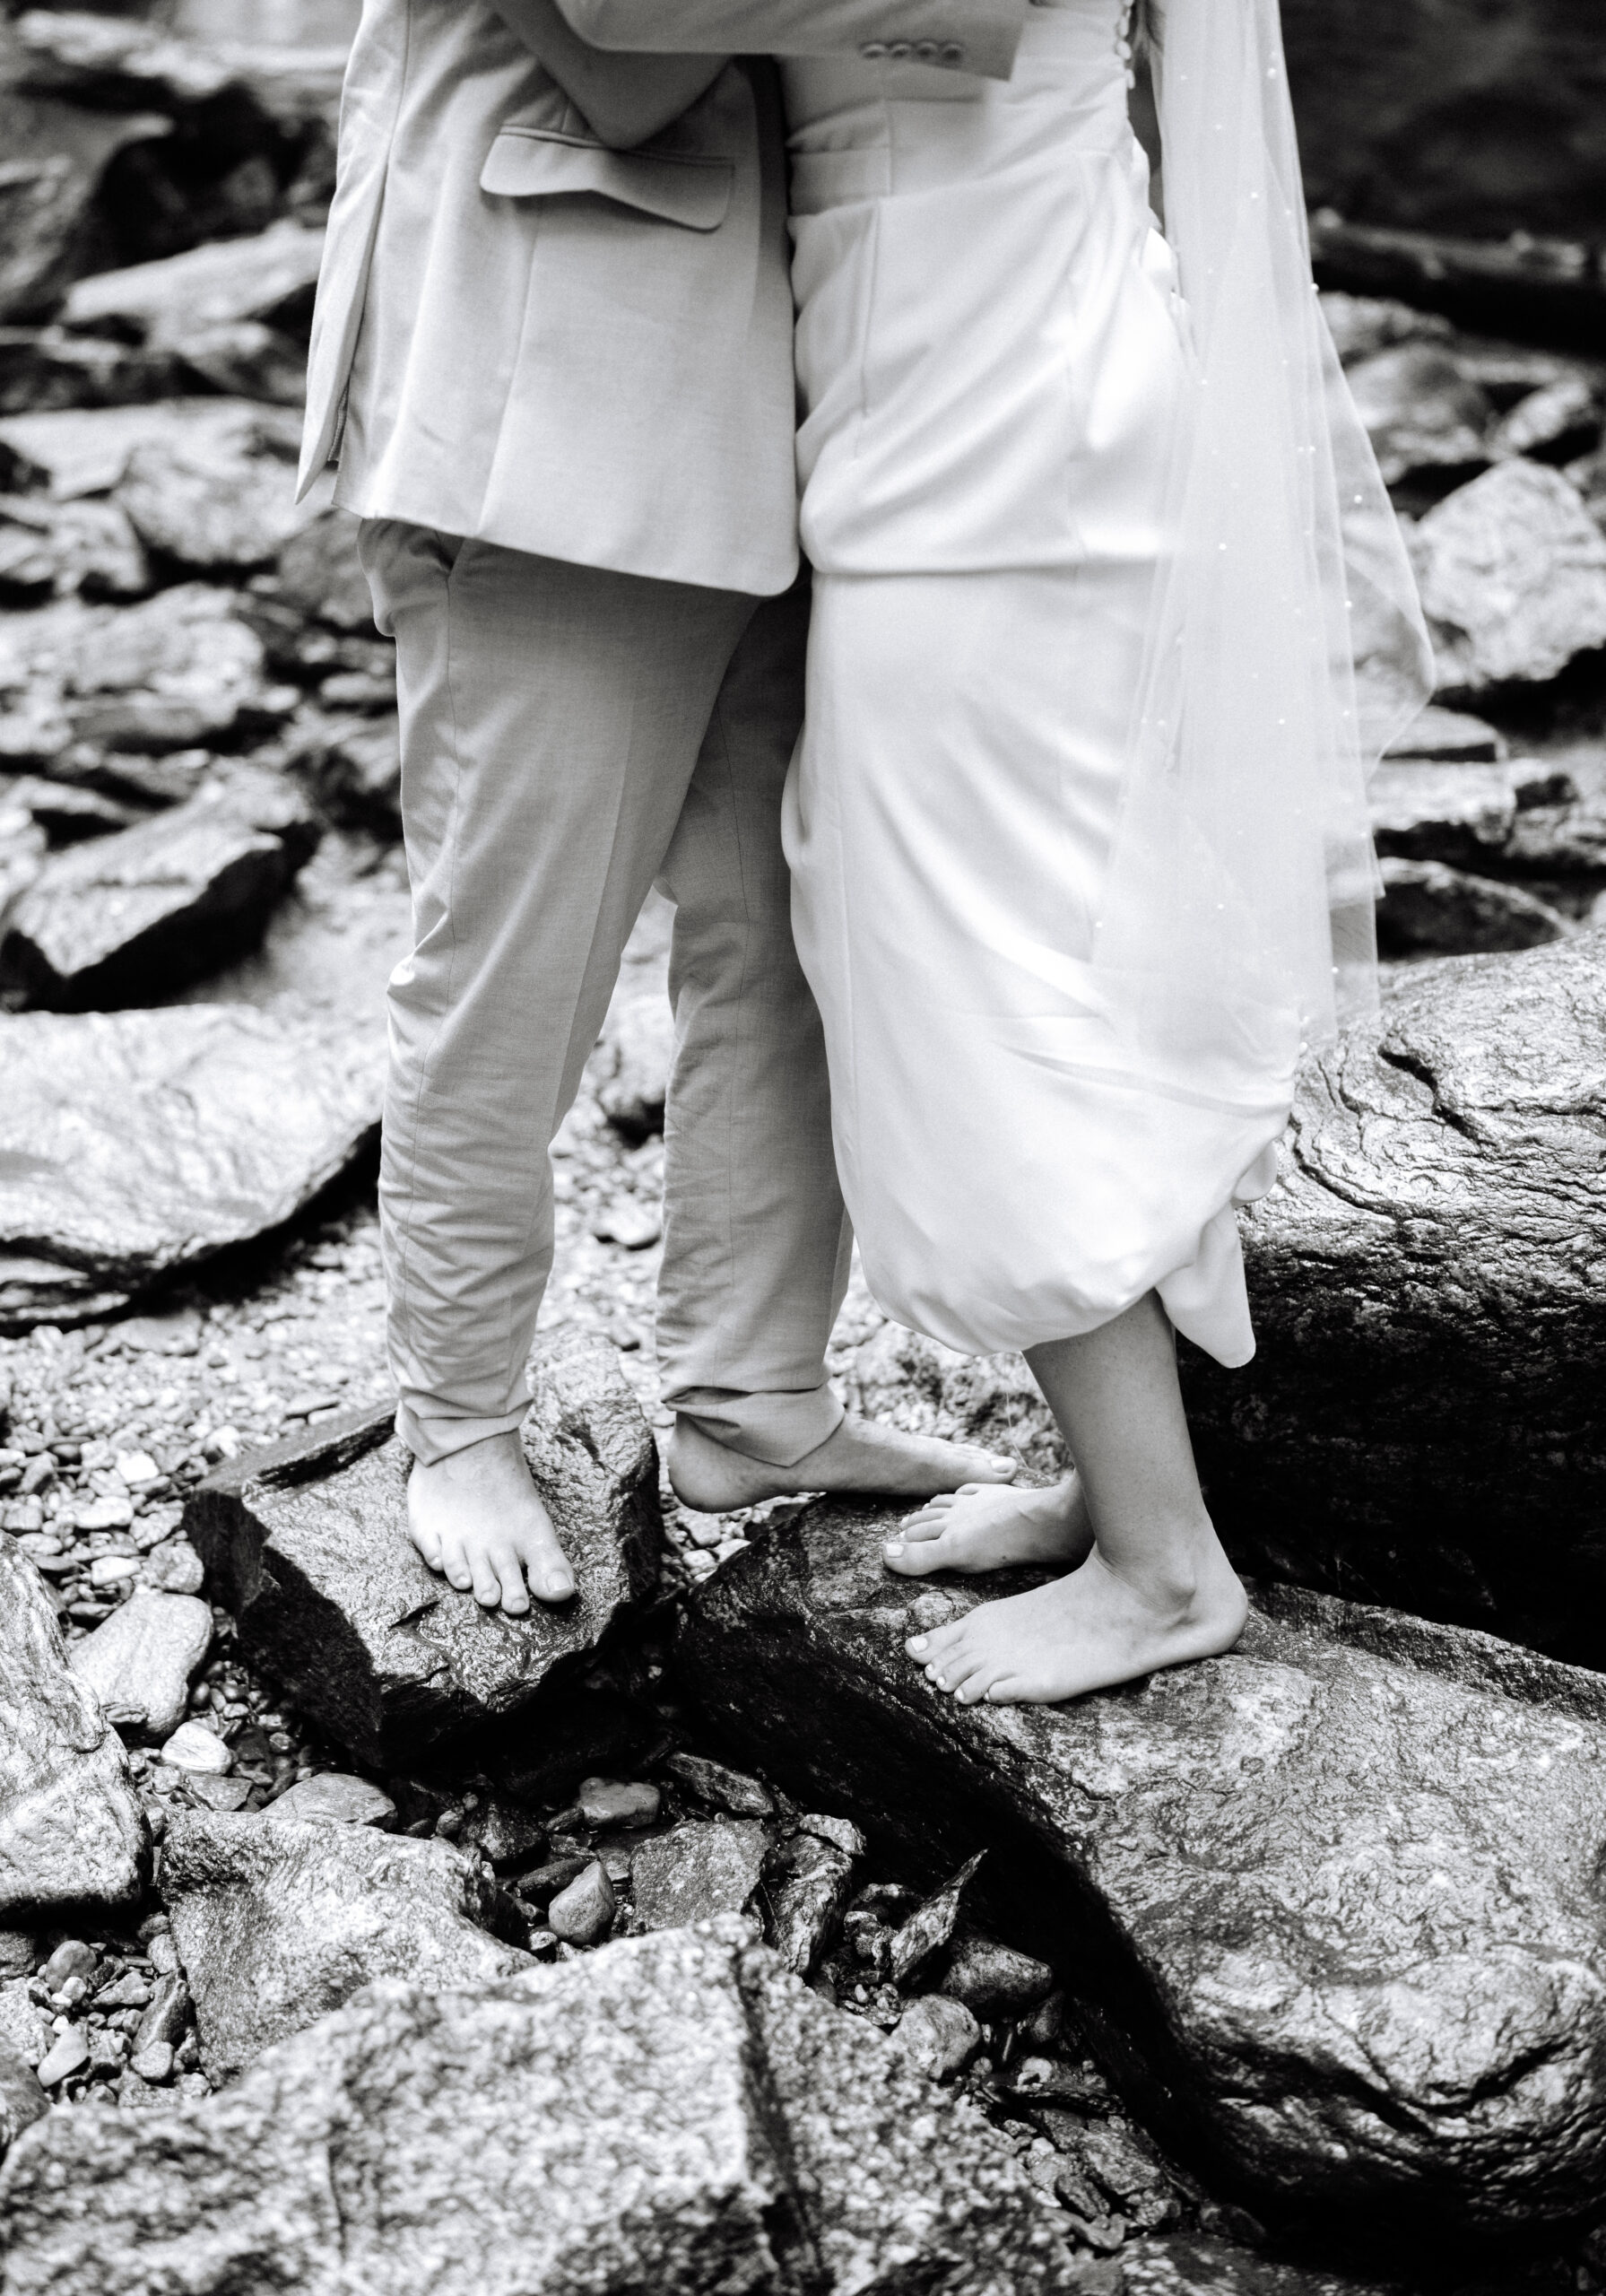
905,1293,1246,1704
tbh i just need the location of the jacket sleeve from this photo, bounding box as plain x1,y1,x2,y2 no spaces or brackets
553,0,1031,82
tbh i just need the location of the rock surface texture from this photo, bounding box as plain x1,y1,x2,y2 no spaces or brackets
1179,931,1606,1668
186,1327,661,1764
0,1535,145,1917
67,1586,212,1738
0,1926,1077,2294
159,1811,531,2077
677,1506,1606,2242
0,1002,383,1326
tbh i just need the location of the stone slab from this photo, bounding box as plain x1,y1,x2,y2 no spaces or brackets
67,1586,212,1738
186,1326,662,1765
0,1535,146,1918
0,1001,383,1327
160,1811,532,2079
0,1926,1076,2294
677,1501,1606,2241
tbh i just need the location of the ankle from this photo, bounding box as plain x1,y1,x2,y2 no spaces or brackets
1094,1518,1220,1616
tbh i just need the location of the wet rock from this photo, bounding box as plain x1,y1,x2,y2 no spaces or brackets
545,1858,614,1947
1383,701,1505,762
300,709,399,832
160,1810,531,2080
766,1824,858,1977
117,422,302,572
630,1819,769,1932
0,1926,1075,2293
33,2024,86,2090
0,766,317,1010
273,506,374,633
1376,855,1570,953
663,1748,776,1817
0,2035,47,2157
0,1001,383,1326
0,495,146,604
0,1535,145,1917
160,1720,231,1776
940,1931,1055,2019
265,1773,395,1828
886,1850,984,1984
186,1327,660,1765
1183,930,1606,1668
0,85,169,326
0,398,300,506
891,1992,979,2081
67,1586,212,1738
1411,461,1606,691
1345,344,1492,484
678,1500,1606,2239
60,220,323,352
573,1778,659,1831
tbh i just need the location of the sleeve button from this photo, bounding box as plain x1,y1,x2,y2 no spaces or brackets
940,39,966,59
859,38,887,54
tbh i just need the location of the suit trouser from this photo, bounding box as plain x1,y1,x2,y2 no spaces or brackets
359,520,852,1469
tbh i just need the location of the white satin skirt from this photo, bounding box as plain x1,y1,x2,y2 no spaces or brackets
780,9,1272,1368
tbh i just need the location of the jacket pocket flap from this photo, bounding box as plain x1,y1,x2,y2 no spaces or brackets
480,128,733,230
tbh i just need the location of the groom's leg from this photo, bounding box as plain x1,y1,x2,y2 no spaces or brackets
360,521,754,1595
655,578,1020,1509
654,575,852,1465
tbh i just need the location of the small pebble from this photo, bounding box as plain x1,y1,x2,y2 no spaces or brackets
576,1777,661,1831
88,1554,138,1588
129,2040,174,2084
36,2026,89,2087
266,1773,395,1828
115,1451,161,1488
143,1542,205,1595
891,1995,982,2081
74,1496,134,1532
547,1859,616,1946
38,1940,95,1994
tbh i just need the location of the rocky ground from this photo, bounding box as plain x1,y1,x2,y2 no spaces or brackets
3,6,1606,2294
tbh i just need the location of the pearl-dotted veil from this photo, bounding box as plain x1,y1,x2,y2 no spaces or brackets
1091,0,1433,1118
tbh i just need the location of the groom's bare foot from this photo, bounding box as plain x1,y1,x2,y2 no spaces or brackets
883,1474,1094,1578
905,1527,1246,1706
408,1431,576,1616
666,1412,1017,1516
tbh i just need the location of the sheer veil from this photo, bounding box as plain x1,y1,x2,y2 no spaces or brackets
1089,0,1433,1116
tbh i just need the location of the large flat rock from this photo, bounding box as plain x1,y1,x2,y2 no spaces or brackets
186,1328,662,1766
0,1002,382,1326
0,1534,146,1917
0,1925,1075,2294
160,1812,532,2079
1179,930,1606,1668
676,1504,1606,2242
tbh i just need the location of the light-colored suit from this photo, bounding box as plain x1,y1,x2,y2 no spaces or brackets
302,0,1028,1471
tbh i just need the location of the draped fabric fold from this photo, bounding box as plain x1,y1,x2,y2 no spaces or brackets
1089,0,1434,1109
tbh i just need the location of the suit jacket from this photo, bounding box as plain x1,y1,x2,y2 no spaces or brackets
299,0,1029,596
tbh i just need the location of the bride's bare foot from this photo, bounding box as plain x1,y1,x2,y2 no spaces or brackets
408,1431,576,1616
882,1473,1093,1578
666,1412,1017,1516
905,1526,1247,1706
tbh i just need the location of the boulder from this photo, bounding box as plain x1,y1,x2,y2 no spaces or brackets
1343,344,1492,484
67,1586,212,1738
630,1820,769,1932
0,2038,47,2163
116,422,303,572
0,88,169,326
1375,855,1570,953
59,220,323,351
273,507,375,634
1410,462,1606,691
677,1504,1606,2241
0,1535,146,1918
186,1327,661,1766
0,495,146,605
1119,2232,1393,2296
0,1926,1077,2295
1380,700,1505,764
303,709,400,831
0,1001,383,1326
0,398,300,504
159,1811,531,2078
0,767,318,1009
1180,930,1606,1668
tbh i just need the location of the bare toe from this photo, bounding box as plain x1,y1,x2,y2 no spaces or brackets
438,1534,474,1593
484,1541,531,1615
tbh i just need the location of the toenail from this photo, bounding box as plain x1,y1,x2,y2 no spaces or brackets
885,1541,904,1556
908,1635,926,1652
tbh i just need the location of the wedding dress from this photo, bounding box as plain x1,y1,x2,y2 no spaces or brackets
779,0,1428,1368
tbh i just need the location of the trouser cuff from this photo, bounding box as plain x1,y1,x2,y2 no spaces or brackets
396,1399,530,1468
670,1381,846,1470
